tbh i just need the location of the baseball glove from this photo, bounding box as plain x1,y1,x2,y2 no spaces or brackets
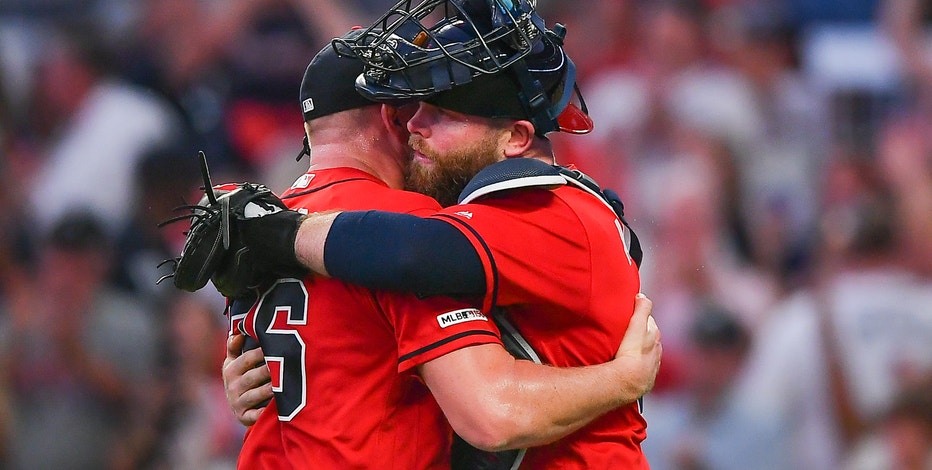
158,152,290,298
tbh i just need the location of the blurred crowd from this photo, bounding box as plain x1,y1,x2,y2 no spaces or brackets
0,0,929,469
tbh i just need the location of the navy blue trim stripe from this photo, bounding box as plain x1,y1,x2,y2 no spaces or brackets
398,330,500,364
282,178,370,199
434,214,499,308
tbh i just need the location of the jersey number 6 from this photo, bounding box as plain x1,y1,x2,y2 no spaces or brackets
253,278,309,421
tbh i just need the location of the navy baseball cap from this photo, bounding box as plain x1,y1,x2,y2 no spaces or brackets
300,28,375,122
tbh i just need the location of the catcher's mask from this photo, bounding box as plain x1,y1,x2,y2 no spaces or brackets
333,0,591,136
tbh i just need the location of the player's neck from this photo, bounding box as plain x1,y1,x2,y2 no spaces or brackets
308,142,406,189
521,137,556,165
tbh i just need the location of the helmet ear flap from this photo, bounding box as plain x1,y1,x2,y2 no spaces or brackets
547,51,593,135
506,29,591,136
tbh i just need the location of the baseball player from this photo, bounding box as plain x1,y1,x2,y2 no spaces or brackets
235,3,654,468
223,26,659,469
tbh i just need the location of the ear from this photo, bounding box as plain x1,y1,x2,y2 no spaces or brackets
381,104,411,144
381,104,401,132
380,105,409,148
502,120,535,158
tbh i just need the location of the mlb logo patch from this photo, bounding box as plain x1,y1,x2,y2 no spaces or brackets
436,308,488,328
292,173,315,189
302,98,315,113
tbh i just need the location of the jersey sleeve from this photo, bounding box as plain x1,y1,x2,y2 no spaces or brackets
430,190,600,314
375,291,503,373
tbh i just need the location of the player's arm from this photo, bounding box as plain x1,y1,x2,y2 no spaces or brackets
222,333,273,426
245,209,486,297
421,294,661,452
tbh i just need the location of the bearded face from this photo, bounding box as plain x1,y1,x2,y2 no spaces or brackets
405,132,503,207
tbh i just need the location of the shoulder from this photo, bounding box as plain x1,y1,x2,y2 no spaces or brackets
283,169,441,214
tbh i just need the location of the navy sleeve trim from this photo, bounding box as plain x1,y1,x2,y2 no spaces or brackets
398,330,501,364
324,211,486,297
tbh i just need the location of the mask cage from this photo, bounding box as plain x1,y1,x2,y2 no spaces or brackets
333,0,545,91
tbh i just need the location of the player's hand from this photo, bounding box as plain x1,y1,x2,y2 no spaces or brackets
613,293,662,397
222,333,273,426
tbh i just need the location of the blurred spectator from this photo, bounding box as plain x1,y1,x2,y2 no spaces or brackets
578,1,777,301
844,374,932,470
876,0,932,276
538,0,640,78
120,0,297,172
542,0,641,190
119,0,379,184
881,0,932,100
0,65,17,284
110,145,201,304
24,22,186,238
642,305,753,470
583,0,759,173
150,293,244,470
629,134,777,377
710,0,830,284
0,62,8,142
0,41,38,287
875,116,932,277
0,211,161,469
721,158,932,469
0,66,23,466
816,157,932,442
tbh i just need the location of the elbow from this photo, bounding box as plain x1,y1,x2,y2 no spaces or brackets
451,403,538,452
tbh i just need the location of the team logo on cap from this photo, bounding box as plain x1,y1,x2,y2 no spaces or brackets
302,98,314,113
436,308,487,328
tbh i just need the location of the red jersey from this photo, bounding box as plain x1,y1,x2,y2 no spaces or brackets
234,168,502,469
432,174,646,469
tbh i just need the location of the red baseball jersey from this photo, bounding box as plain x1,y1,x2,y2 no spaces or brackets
236,399,288,469
431,179,647,469
233,168,502,469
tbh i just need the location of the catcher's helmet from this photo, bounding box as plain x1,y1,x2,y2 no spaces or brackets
334,0,543,92
334,0,592,136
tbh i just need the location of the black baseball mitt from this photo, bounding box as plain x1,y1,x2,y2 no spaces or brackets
158,152,290,298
